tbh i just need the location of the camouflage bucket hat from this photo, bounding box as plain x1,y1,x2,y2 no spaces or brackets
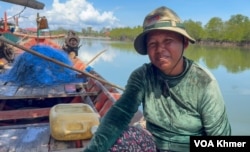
134,6,196,55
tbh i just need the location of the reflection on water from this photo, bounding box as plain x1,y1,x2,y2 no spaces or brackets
78,39,250,135
185,45,250,73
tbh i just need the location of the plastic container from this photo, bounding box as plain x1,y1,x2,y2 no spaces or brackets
49,103,100,141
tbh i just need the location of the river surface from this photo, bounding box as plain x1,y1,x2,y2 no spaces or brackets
77,38,250,136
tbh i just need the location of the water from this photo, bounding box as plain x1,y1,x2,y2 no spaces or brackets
78,38,250,135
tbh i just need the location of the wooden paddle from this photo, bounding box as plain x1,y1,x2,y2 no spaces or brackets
86,49,107,66
0,36,125,91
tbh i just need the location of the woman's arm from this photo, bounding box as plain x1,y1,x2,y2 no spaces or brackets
200,80,231,136
84,69,145,152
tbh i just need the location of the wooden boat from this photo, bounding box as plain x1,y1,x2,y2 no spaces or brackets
0,1,143,151
13,32,66,39
0,21,143,152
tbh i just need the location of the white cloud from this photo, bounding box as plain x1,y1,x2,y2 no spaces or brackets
5,0,119,31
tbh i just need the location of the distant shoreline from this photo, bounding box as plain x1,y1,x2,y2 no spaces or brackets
79,36,111,40
196,40,250,48
78,36,250,49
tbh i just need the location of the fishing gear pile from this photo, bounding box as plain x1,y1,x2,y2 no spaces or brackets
0,45,86,86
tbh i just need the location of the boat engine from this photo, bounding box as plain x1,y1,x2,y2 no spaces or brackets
0,40,14,62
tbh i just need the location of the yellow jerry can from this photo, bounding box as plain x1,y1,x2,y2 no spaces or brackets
49,103,100,141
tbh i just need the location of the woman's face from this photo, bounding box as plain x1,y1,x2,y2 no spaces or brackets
146,30,188,75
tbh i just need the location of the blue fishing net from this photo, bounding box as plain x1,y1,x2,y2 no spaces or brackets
0,45,86,86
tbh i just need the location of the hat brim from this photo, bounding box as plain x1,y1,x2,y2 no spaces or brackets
134,27,196,55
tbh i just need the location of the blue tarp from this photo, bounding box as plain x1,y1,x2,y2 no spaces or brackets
0,45,86,86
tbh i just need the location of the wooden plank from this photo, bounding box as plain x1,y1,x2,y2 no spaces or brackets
32,87,45,96
0,92,97,99
85,79,101,102
52,84,66,96
15,126,50,152
0,122,48,130
94,80,117,103
46,86,57,97
0,83,97,99
0,84,65,99
0,127,28,152
0,108,50,121
0,125,50,152
0,85,18,96
43,86,49,96
93,91,108,112
85,78,96,92
82,96,98,113
49,138,76,151
15,86,33,97
0,123,81,151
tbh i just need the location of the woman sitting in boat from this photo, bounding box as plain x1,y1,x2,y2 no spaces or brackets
84,6,231,152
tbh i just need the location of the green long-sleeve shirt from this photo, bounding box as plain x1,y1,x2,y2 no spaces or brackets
84,58,231,152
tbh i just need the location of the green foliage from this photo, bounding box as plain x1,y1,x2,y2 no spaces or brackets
50,13,250,44
107,13,250,43
200,14,250,43
109,26,142,41
223,14,250,42
183,20,205,41
204,17,224,41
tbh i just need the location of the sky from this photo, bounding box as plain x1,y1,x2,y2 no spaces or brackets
0,0,250,32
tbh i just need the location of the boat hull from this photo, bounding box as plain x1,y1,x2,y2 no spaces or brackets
0,36,143,151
